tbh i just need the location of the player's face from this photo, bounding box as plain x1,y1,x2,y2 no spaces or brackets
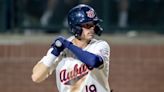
81,22,95,40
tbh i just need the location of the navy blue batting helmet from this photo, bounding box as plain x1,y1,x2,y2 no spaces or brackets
67,4,103,38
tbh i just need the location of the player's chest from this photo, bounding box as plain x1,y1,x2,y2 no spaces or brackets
56,58,92,85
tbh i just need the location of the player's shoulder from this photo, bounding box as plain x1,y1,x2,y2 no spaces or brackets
91,38,109,46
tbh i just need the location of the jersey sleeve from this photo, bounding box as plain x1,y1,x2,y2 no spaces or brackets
88,41,110,68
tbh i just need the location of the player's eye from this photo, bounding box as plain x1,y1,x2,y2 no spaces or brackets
81,23,95,29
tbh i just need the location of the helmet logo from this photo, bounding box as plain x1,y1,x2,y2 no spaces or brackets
86,10,95,18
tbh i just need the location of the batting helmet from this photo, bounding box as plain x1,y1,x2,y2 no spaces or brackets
67,4,103,38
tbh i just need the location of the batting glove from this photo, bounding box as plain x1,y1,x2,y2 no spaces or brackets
51,37,66,56
54,36,72,48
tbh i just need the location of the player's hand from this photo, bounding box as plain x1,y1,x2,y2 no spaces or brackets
54,36,72,48
51,37,66,56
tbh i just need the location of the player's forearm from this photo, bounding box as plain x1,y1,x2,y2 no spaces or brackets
32,62,50,83
32,47,59,83
67,43,103,68
54,37,103,68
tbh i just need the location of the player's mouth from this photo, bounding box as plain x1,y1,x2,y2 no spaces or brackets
88,33,94,37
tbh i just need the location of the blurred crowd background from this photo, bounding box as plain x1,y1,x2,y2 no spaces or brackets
0,0,164,34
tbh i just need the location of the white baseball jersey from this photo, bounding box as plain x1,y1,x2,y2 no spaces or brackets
51,36,110,92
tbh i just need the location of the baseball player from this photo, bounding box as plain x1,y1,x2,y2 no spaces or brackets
32,4,111,92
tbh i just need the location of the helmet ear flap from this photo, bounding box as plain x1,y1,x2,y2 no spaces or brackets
71,26,82,38
94,24,103,36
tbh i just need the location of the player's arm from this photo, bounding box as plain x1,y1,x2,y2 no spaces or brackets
67,44,103,68
55,37,103,68
89,41,110,68
32,60,51,83
32,41,64,83
31,48,55,83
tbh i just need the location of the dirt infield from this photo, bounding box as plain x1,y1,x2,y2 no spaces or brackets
0,35,164,92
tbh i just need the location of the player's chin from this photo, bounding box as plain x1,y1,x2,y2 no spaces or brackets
87,35,94,39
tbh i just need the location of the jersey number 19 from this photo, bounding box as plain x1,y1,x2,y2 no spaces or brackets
85,84,97,92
